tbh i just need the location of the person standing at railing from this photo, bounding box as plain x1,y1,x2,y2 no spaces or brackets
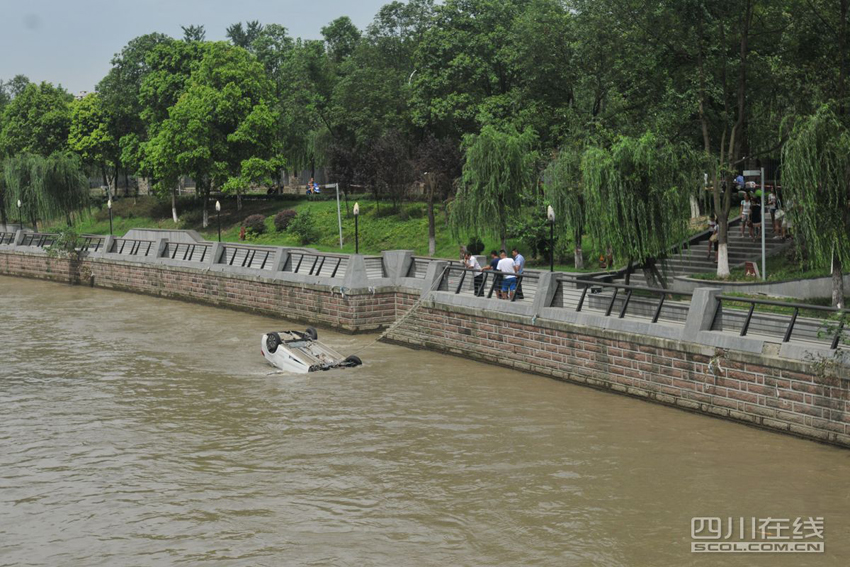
496,250,518,300
481,250,502,296
511,247,525,300
464,251,483,295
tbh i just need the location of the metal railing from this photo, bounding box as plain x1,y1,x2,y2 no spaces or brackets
438,266,539,302
165,241,212,263
284,252,347,278
0,231,16,245
711,295,849,349
406,256,463,278
20,232,57,248
551,275,693,325
79,235,105,252
364,256,386,279
109,238,154,256
220,245,275,270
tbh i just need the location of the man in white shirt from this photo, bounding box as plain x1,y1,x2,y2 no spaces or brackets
496,250,518,299
464,251,484,295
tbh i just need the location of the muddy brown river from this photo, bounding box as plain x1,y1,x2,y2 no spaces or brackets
0,275,848,566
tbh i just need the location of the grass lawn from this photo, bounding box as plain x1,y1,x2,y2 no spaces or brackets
54,195,607,270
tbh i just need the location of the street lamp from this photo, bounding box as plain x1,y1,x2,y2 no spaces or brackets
16,199,22,231
107,197,113,235
353,202,360,254
215,200,221,242
547,205,555,272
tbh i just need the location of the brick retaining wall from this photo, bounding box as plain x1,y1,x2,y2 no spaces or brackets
385,300,850,448
0,250,396,332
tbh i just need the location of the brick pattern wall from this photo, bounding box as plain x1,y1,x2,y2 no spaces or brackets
386,302,850,448
0,251,397,332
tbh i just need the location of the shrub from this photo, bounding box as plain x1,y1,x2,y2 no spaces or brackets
274,209,297,232
243,214,267,236
466,236,485,255
289,208,320,245
375,205,399,218
398,203,425,221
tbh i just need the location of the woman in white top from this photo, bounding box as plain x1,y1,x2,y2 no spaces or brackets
740,193,752,237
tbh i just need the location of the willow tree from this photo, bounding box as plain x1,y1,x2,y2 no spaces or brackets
450,126,537,251
41,152,90,226
3,154,46,230
544,147,585,268
3,152,89,229
782,106,850,308
581,133,699,287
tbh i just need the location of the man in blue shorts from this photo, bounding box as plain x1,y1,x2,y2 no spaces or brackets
496,250,518,300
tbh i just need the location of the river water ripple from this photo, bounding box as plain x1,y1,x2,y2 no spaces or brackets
0,276,848,566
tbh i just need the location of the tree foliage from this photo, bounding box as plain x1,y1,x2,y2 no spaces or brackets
581,133,699,270
450,126,537,247
781,105,850,305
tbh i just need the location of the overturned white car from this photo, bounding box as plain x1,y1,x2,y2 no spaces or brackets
260,327,362,374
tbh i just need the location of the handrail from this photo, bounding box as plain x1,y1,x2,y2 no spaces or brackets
20,232,57,247
553,274,692,323
284,251,347,278
0,231,16,245
712,295,848,349
220,244,274,270
167,241,212,263
78,234,105,252
110,238,154,256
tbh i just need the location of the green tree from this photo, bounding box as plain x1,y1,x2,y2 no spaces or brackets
450,126,537,250
226,21,264,51
181,25,206,43
97,33,172,195
137,38,208,222
544,146,585,268
411,0,525,139
782,106,850,307
322,17,362,63
0,82,72,157
581,133,700,287
145,42,280,226
68,93,117,191
3,152,88,228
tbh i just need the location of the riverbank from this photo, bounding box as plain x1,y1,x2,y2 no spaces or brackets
1,228,848,449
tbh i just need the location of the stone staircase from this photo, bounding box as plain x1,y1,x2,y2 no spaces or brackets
623,218,791,287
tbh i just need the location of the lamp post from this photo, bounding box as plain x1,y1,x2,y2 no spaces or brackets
16,199,22,231
547,205,555,272
353,202,360,254
215,200,221,242
107,197,113,235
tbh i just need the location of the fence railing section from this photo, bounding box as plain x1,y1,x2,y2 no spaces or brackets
406,257,463,278
19,232,57,248
550,276,692,325
0,231,16,245
283,252,347,278
711,295,849,349
164,241,212,263
109,238,154,256
79,235,105,252
438,266,540,303
220,245,276,270
364,256,386,279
